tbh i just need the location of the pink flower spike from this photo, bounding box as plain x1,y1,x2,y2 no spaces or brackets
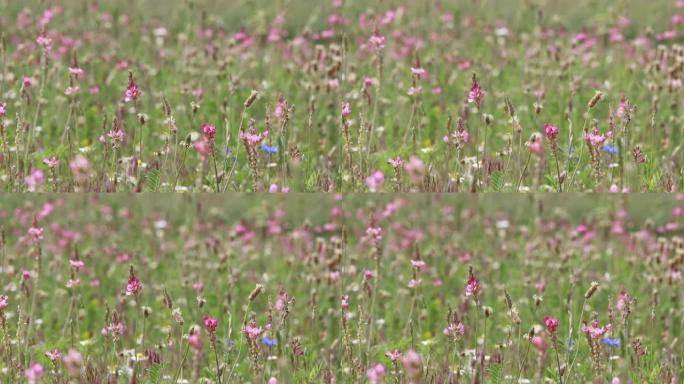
544,123,559,142
124,73,142,103
467,74,485,106
367,363,386,383
125,267,143,297
341,102,351,117
24,363,44,384
544,316,559,334
464,267,481,297
203,315,218,334
0,295,8,311
201,123,217,140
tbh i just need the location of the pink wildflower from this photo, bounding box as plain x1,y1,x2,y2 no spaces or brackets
544,123,559,142
24,169,45,192
385,349,401,361
201,123,217,140
124,73,141,103
341,102,351,117
467,75,485,105
125,268,143,297
464,267,481,297
0,295,8,311
203,315,218,334
367,363,386,383
24,363,44,384
544,316,559,334
366,171,385,192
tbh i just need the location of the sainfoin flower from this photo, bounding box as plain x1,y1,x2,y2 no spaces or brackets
188,332,202,350
467,75,485,105
411,67,427,79
544,316,559,334
528,134,544,156
616,287,629,311
583,127,611,147
404,156,425,183
201,123,217,140
43,157,59,169
368,34,386,50
443,322,465,336
125,268,143,297
24,169,45,192
341,102,351,117
203,315,218,334
401,350,422,379
45,349,61,362
582,320,611,339
544,123,559,142
531,335,547,351
36,34,52,49
124,73,141,103
62,348,83,375
239,127,269,146
194,139,211,157
0,295,8,311
68,67,85,78
410,259,427,271
340,295,349,310
106,128,126,146
27,226,44,241
388,156,403,168
366,226,383,241
242,320,264,340
69,259,85,270
101,322,125,337
367,363,386,383
366,171,385,192
24,363,44,384
465,267,480,297
385,349,401,361
69,155,90,180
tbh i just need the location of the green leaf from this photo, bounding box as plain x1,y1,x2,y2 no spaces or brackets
148,363,162,384
491,171,504,192
487,363,503,384
145,169,161,192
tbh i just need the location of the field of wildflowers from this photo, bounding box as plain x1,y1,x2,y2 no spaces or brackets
1,0,684,383
0,0,682,192
0,194,682,383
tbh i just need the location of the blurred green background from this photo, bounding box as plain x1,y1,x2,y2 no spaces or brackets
1,194,679,228
0,0,675,33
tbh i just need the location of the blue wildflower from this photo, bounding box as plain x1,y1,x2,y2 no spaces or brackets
259,144,278,155
601,336,620,348
261,337,277,347
602,144,618,156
